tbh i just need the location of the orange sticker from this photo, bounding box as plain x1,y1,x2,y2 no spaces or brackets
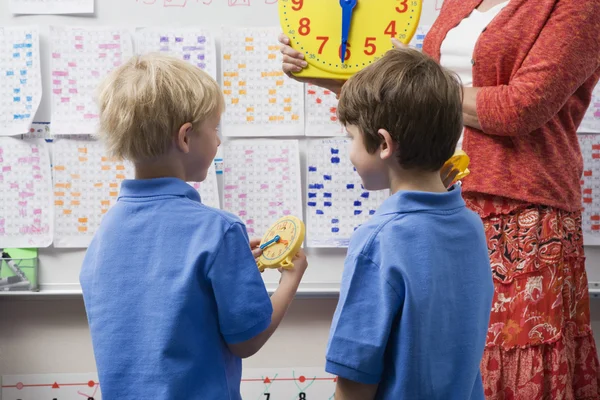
245,46,254,51
109,183,118,188
269,89,276,95
78,157,88,162
78,226,88,233
94,183,103,188
232,98,239,104
71,174,80,179
72,192,81,197
224,54,231,60
78,147,87,154
71,200,81,206
247,116,255,122
116,165,125,170
78,218,88,223
238,64,246,69
101,200,110,206
54,165,65,171
63,209,72,215
109,191,118,197
239,90,247,95
101,165,110,171
54,200,64,206
116,174,125,180
54,191,65,197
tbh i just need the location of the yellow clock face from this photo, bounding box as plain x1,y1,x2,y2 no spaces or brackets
261,217,300,261
279,0,422,79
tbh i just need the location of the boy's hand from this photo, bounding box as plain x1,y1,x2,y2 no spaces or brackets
440,163,460,189
279,33,346,95
249,238,263,259
279,249,308,286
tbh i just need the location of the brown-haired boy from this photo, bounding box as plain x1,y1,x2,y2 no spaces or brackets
324,48,493,399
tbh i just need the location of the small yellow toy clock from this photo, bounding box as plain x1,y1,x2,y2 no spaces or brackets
257,216,306,273
444,149,471,181
279,0,423,79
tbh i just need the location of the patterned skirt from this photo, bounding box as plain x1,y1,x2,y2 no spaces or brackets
464,194,600,400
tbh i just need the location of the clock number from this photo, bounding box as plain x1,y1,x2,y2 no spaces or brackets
338,43,351,62
299,393,307,400
316,36,329,54
384,21,398,37
291,0,303,11
396,0,409,13
264,394,271,400
364,37,377,56
298,18,311,36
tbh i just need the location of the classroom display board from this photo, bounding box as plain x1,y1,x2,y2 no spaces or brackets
1,368,337,399
1,0,600,295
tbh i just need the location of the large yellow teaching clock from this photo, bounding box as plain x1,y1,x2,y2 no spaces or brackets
279,0,423,79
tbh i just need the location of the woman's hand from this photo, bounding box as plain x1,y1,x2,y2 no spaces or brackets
279,33,346,95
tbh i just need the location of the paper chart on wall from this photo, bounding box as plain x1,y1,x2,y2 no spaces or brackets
50,26,134,135
579,83,600,134
305,83,345,137
0,138,53,248
1,373,101,400
9,0,94,15
52,139,134,248
0,26,42,136
135,27,217,80
578,134,600,245
220,27,304,137
223,140,302,237
306,138,389,247
409,25,431,51
188,161,220,209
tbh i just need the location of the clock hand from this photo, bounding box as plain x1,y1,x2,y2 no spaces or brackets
260,235,281,250
340,0,357,64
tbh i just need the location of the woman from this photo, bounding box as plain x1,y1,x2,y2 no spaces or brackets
280,0,600,397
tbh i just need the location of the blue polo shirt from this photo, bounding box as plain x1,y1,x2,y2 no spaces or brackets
325,185,493,399
80,178,273,400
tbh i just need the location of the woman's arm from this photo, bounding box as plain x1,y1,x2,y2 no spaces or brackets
462,87,481,130
471,0,600,136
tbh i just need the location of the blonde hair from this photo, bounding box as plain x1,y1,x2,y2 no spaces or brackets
96,53,224,162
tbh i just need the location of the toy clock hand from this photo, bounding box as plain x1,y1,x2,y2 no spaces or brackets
339,0,357,63
260,235,281,250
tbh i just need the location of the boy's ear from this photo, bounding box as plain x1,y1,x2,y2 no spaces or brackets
378,129,396,161
176,123,193,153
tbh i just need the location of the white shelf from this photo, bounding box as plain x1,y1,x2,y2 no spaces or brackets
0,282,341,300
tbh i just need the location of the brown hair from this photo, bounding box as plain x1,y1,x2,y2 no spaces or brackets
97,53,224,162
337,48,463,171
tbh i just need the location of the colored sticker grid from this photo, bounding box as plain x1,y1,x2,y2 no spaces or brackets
409,25,430,51
188,160,220,209
0,27,42,136
135,27,217,80
306,139,389,248
0,138,53,248
52,139,134,248
579,83,600,134
305,84,345,137
220,27,304,137
223,140,302,237
50,26,133,135
578,134,600,245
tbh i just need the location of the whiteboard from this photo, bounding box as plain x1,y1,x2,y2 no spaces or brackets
13,1,600,296
0,0,446,295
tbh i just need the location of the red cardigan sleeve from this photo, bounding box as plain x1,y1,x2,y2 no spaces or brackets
476,0,600,136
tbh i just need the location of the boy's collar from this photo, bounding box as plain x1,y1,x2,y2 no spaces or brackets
375,184,464,216
119,177,201,203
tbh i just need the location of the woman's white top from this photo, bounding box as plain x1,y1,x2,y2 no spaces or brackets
439,1,510,148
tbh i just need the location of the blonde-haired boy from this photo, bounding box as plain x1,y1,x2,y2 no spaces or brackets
80,53,308,400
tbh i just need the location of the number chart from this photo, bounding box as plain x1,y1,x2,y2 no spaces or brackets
220,27,304,137
578,134,600,245
1,373,101,400
306,138,389,248
305,83,345,137
223,140,302,238
579,83,600,133
135,27,217,80
52,138,134,248
1,368,337,399
0,26,42,136
50,26,133,135
0,138,53,248
409,24,430,51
